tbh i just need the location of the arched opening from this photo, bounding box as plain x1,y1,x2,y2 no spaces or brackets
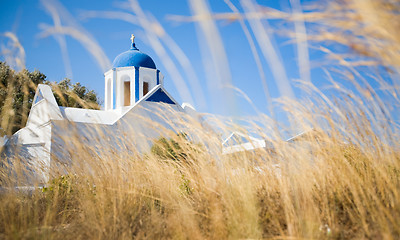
121,75,131,106
124,82,130,106
106,78,112,109
143,82,149,96
142,75,151,97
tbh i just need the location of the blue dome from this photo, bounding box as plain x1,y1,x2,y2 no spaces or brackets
112,43,156,69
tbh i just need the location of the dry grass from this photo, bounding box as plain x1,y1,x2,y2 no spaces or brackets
1,120,399,239
1,0,400,239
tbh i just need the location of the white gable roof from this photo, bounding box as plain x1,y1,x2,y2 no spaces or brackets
59,107,120,124
27,84,184,126
222,131,266,154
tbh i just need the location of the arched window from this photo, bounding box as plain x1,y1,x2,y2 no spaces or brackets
121,75,131,106
106,78,112,109
143,75,151,97
143,82,149,96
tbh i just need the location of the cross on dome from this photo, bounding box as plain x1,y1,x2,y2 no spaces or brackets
105,34,165,110
112,35,156,69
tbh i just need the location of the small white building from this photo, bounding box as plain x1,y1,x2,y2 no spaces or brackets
3,36,200,183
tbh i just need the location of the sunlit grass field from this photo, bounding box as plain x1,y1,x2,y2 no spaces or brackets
1,0,400,239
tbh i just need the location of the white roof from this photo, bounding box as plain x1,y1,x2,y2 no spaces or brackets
29,84,184,126
59,107,120,125
222,131,266,154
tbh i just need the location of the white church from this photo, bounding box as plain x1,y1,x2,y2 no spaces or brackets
3,35,204,183
2,35,305,183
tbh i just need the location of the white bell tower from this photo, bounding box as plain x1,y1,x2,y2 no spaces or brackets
104,34,164,110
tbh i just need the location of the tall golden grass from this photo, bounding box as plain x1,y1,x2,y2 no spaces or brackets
0,0,400,239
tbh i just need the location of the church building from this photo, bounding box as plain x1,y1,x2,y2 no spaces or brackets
2,35,298,184
3,35,199,183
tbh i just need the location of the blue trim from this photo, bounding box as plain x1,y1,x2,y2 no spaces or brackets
135,66,139,102
146,88,175,104
156,70,160,85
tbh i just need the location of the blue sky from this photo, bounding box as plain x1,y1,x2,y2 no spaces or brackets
1,0,395,131
0,0,315,113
